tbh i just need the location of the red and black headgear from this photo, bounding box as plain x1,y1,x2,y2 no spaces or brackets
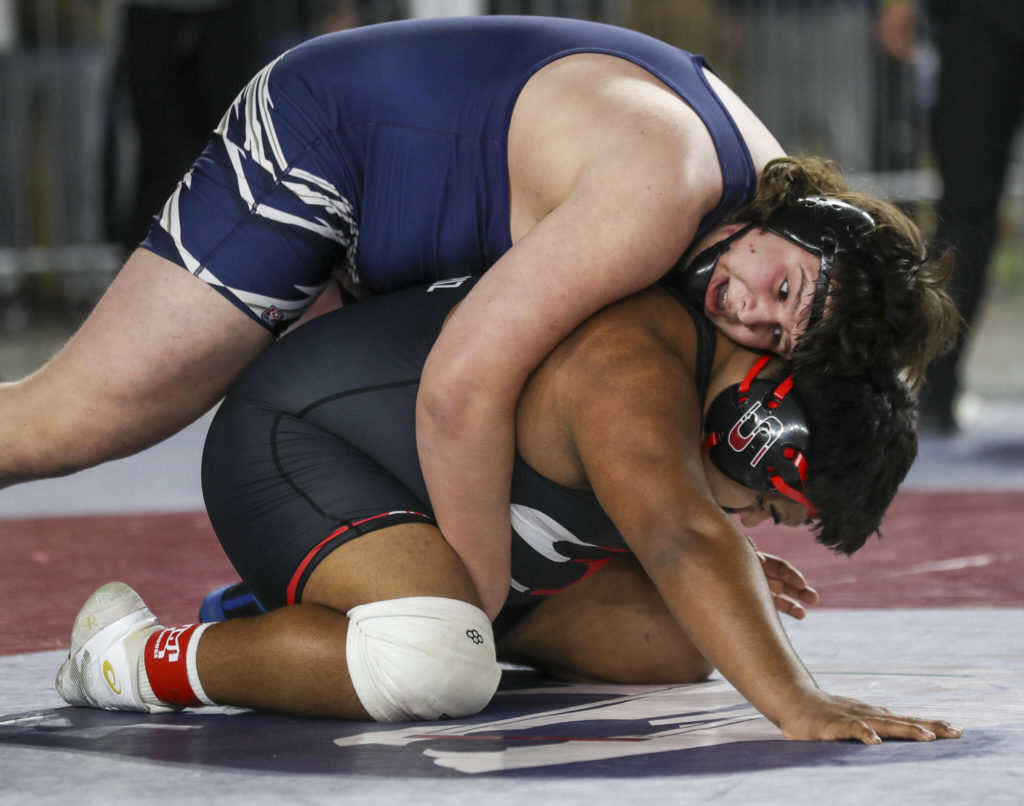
702,355,817,516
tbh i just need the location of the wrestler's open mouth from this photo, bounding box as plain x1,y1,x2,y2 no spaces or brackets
706,276,728,317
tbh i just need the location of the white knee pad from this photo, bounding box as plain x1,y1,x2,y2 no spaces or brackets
345,596,500,722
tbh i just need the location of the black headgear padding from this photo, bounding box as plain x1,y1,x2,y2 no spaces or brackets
676,224,753,307
702,355,816,514
676,196,875,324
765,196,875,326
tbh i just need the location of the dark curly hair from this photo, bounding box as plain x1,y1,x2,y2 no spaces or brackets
729,157,961,389
789,364,918,555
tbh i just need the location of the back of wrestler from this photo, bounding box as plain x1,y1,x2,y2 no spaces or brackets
144,15,738,318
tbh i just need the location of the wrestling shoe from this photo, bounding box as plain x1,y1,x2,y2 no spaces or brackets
56,582,176,713
199,582,265,622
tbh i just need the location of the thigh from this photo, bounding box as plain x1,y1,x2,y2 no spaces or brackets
302,520,481,614
201,277,482,609
202,396,438,610
498,555,713,684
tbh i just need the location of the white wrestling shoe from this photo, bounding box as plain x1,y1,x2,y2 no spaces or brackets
56,582,175,713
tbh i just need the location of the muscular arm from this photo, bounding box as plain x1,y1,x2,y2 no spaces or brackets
417,156,702,618
416,57,733,618
0,248,271,487
563,316,959,742
564,317,817,717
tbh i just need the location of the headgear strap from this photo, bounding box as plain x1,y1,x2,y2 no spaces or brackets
764,196,875,329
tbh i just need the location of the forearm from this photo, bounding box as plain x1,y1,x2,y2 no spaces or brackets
645,529,819,726
0,376,118,485
416,393,515,619
0,379,57,487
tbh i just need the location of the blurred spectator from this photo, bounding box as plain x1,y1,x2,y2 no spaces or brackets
111,0,264,253
724,0,877,174
109,1,414,255
880,0,1024,432
623,0,739,85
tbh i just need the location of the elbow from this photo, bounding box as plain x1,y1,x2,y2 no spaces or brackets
417,370,472,441
640,517,749,580
417,356,519,442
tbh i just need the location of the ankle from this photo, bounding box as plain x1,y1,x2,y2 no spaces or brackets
141,624,217,708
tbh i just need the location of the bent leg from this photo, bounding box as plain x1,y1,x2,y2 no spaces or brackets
498,555,713,685
59,522,494,720
194,521,491,720
1,248,270,487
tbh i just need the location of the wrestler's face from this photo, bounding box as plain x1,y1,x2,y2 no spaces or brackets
701,226,820,358
703,456,811,528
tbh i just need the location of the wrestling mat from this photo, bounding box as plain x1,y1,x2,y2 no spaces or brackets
1,410,1022,804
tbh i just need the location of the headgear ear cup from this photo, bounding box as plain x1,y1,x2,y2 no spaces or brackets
674,224,752,305
702,356,817,515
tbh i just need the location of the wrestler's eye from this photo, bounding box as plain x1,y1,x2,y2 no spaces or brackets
779,278,790,302
772,325,783,345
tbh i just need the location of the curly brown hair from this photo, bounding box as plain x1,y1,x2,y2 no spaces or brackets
728,157,960,388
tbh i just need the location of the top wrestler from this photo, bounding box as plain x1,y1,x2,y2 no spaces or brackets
57,274,960,744
2,17,956,618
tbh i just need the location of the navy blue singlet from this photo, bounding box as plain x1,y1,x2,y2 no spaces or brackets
142,15,757,333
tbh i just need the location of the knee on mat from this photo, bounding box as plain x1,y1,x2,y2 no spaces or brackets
345,596,501,722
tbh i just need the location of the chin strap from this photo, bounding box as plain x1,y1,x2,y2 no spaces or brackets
736,354,773,403
768,444,818,517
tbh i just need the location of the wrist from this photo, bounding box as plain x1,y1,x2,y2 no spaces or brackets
754,670,822,728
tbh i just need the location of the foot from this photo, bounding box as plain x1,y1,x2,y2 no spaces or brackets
199,582,265,622
56,582,175,713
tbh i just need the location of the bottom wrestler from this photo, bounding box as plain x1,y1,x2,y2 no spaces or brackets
56,277,960,743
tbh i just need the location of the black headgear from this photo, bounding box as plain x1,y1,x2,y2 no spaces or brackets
702,355,817,515
678,196,875,327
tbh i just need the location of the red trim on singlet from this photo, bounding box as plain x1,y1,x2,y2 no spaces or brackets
531,549,630,596
285,510,430,605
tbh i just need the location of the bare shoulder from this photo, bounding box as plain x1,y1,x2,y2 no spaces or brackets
558,287,698,371
557,287,720,546
516,287,701,490
552,288,703,433
509,54,726,240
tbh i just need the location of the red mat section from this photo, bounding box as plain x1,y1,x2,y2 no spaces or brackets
2,491,1022,657
750,490,1024,609
0,512,235,657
